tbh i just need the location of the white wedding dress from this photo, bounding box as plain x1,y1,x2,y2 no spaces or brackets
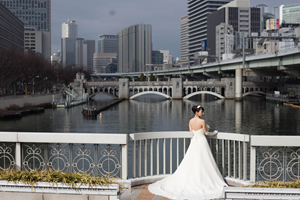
148,128,227,200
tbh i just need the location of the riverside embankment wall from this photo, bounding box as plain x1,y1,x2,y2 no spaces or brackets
0,94,60,109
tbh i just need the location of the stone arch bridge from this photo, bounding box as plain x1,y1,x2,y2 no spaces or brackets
74,78,275,100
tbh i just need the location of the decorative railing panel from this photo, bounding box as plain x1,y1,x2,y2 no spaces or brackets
256,147,300,182
21,143,122,178
0,143,15,170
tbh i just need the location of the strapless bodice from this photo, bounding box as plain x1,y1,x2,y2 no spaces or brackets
192,128,205,137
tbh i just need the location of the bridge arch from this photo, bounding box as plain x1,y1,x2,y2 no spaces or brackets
89,92,118,99
129,91,171,100
243,91,266,97
183,91,225,100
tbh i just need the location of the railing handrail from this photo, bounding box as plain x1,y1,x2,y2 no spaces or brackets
251,135,300,147
0,132,128,144
130,131,250,142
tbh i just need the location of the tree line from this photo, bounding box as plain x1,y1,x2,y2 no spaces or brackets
0,47,90,97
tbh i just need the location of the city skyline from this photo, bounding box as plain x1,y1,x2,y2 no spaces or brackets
51,0,299,59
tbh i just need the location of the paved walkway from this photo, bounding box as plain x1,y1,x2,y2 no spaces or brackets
131,184,171,200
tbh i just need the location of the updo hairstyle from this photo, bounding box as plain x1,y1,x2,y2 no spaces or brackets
192,105,204,114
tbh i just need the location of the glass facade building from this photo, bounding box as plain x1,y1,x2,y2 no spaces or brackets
0,2,24,50
187,0,232,64
281,4,300,24
98,34,117,53
151,50,163,64
0,0,51,32
1,0,51,59
117,24,152,73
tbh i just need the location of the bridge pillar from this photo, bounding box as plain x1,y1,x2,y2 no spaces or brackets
235,68,243,101
119,78,129,99
172,78,182,99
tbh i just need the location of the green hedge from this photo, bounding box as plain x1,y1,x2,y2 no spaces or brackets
0,169,118,189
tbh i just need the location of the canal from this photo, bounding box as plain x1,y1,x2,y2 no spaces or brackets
0,94,299,136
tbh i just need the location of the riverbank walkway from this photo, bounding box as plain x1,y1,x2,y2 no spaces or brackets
131,184,170,200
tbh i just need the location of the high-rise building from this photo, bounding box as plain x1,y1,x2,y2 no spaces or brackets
0,2,24,51
117,24,152,73
180,15,189,67
93,53,117,73
24,27,51,58
62,19,78,39
187,0,232,64
75,39,95,72
216,23,234,60
1,0,51,59
152,51,163,64
160,50,172,64
280,4,300,24
61,37,77,67
207,0,261,60
98,34,117,53
61,19,78,67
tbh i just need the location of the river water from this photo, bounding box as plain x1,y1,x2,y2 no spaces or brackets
0,94,299,135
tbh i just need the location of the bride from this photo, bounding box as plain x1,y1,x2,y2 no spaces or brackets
148,105,227,199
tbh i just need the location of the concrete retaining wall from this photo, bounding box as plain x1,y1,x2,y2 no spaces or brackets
0,94,60,109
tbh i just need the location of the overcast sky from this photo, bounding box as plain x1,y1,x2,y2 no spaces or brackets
51,0,299,58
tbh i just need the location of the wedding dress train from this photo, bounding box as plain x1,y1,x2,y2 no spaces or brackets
148,129,227,200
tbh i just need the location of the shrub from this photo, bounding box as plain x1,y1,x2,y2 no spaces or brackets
140,73,145,81
6,104,20,111
0,169,119,189
250,180,300,188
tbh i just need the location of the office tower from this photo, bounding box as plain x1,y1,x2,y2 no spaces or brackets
117,24,152,73
62,19,78,39
187,0,232,64
61,19,78,67
98,34,117,53
0,0,51,59
216,23,234,60
207,0,261,60
256,4,268,32
0,2,24,51
160,50,172,64
75,39,95,72
24,27,51,58
152,51,163,64
280,4,300,24
93,53,117,73
181,15,189,66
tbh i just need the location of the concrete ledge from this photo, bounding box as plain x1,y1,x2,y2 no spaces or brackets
225,177,253,187
0,181,119,200
223,187,300,199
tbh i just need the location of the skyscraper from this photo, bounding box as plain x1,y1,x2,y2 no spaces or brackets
207,0,261,60
0,0,51,59
117,24,152,73
180,15,189,66
280,4,300,24
187,0,232,64
0,2,24,51
62,19,78,39
75,39,95,72
61,19,78,67
98,34,117,53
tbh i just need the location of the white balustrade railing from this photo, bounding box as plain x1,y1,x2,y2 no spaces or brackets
1,132,300,184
